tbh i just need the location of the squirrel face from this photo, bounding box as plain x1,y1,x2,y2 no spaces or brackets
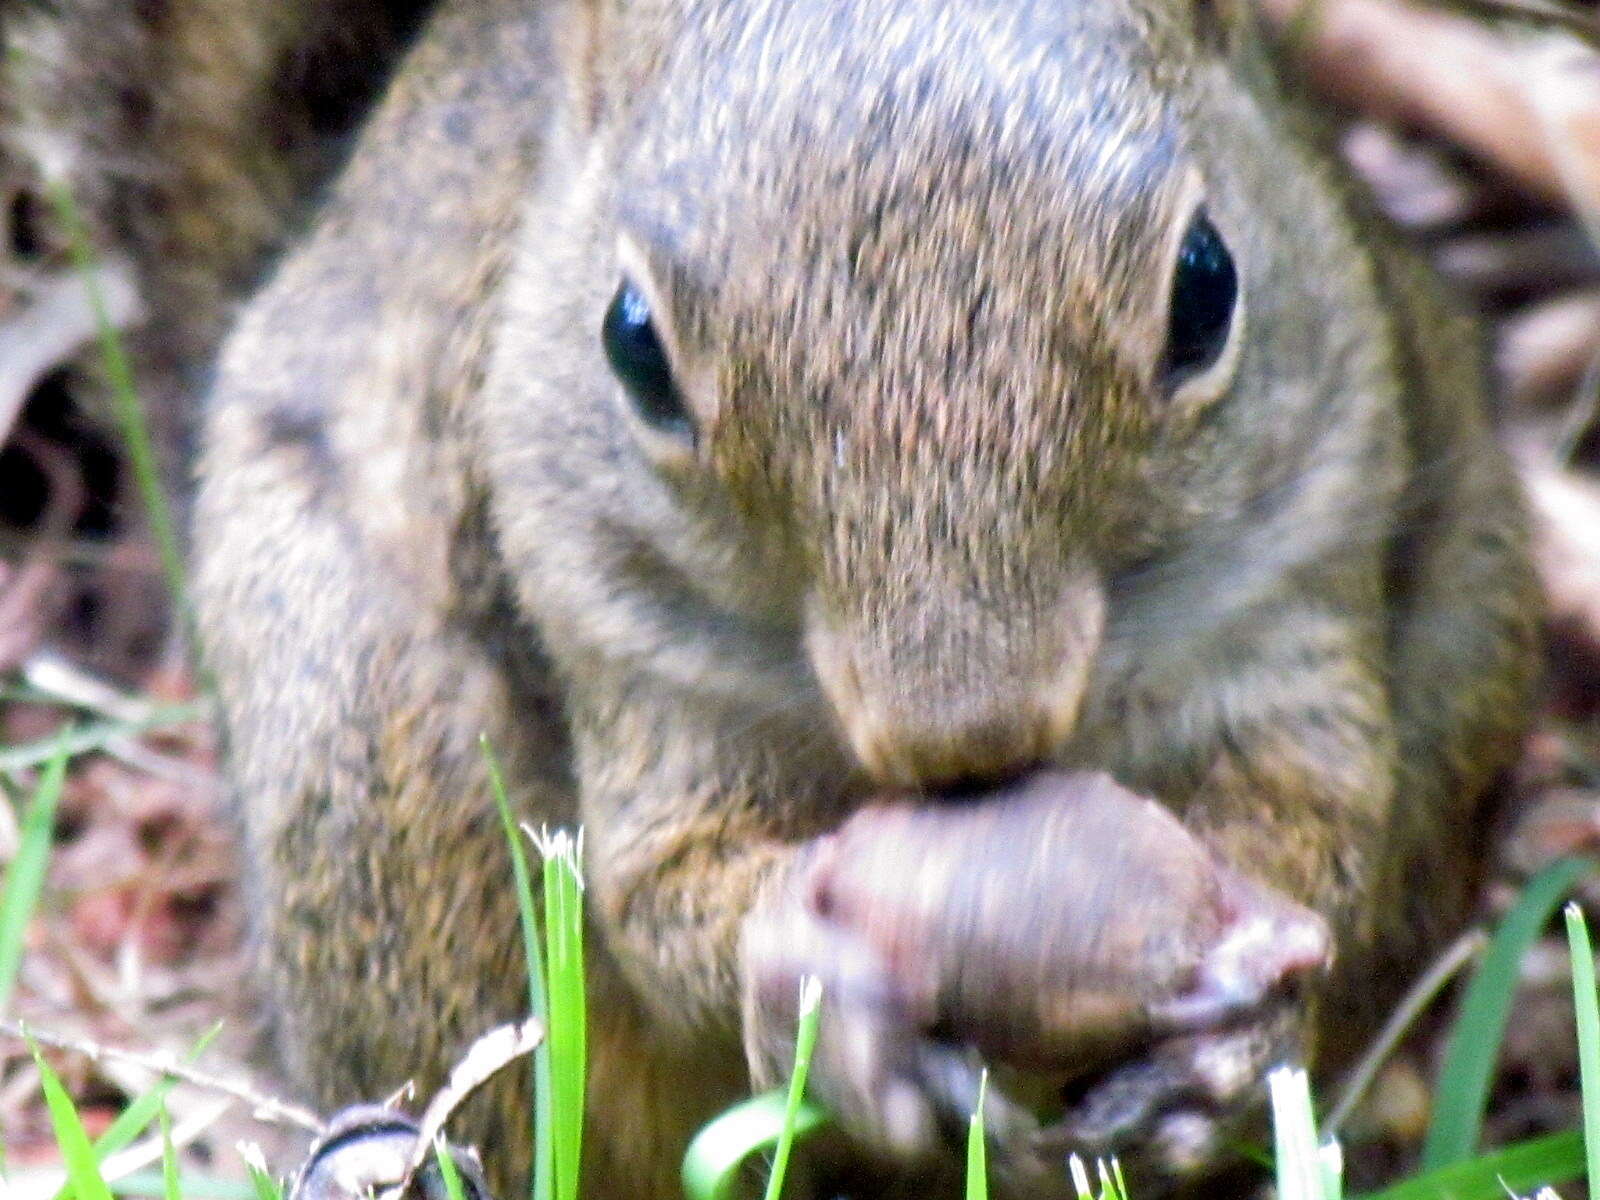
498,0,1389,791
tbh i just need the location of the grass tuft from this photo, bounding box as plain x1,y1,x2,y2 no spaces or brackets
483,735,555,1200
435,1136,469,1200
31,1035,115,1200
762,976,822,1200
1068,1155,1129,1200
237,1143,282,1200
966,1071,988,1200
531,826,588,1200
159,1108,180,1200
1271,1066,1339,1200
1567,903,1600,1192
1357,1130,1585,1200
48,1023,224,1200
681,997,830,1200
1,737,71,1015
45,180,187,617
1319,1137,1344,1200
681,1092,829,1200
1421,856,1594,1169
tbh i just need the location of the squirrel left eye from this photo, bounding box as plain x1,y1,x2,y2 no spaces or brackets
602,281,691,437
1163,210,1237,382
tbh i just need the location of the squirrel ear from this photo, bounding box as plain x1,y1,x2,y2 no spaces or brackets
548,0,682,139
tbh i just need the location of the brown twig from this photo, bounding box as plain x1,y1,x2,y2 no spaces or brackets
1324,928,1488,1137
0,1018,326,1133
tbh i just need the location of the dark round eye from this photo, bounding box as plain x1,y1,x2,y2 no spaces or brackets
602,281,691,436
1163,210,1237,382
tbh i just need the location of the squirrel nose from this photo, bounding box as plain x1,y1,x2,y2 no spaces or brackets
855,699,1067,790
810,634,1095,790
807,573,1106,790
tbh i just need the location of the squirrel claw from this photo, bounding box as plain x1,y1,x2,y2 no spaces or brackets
1033,1002,1304,1184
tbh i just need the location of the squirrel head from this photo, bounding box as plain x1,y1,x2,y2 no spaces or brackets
494,0,1395,790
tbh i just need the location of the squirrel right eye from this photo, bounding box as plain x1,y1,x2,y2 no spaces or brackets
1163,210,1238,384
602,282,691,437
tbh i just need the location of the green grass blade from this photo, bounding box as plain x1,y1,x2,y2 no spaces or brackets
1568,903,1600,1191
1271,1065,1328,1200
1357,1129,1585,1200
1318,1139,1344,1200
0,739,70,1014
965,1071,988,1200
239,1145,282,1200
763,977,822,1200
682,1092,830,1200
245,1164,280,1200
1070,1158,1130,1200
1069,1155,1094,1199
46,181,186,613
96,1026,221,1158
30,1038,115,1200
537,830,586,1200
48,1024,224,1200
0,705,205,778
159,1107,179,1200
435,1136,467,1200
1422,855,1595,1168
483,735,553,1200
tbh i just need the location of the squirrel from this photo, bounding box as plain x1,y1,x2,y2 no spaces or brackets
192,0,1541,1195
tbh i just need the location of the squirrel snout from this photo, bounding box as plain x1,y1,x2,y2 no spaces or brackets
809,627,1095,790
850,700,1066,791
807,576,1106,790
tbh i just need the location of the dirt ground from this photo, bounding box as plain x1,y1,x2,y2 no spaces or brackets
5,1,1600,1195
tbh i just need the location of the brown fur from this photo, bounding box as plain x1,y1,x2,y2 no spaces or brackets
193,0,1539,1195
